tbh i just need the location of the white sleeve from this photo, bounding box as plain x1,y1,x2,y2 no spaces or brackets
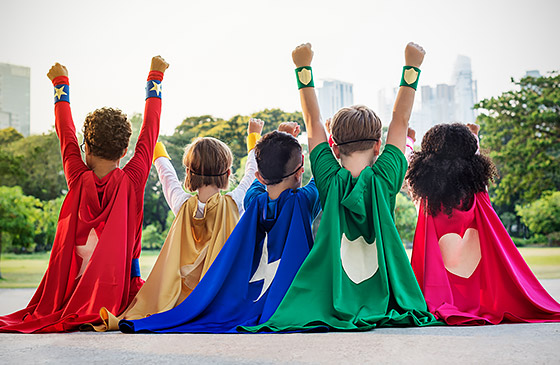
227,149,257,215
154,157,191,216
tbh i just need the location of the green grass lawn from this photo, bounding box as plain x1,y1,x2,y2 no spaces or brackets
1,247,559,288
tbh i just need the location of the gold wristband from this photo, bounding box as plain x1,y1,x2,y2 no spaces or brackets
247,133,261,152
153,141,170,164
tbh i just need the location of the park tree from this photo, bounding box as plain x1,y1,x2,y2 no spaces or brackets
1,132,66,201
0,127,24,145
476,73,560,208
516,191,560,245
0,186,41,278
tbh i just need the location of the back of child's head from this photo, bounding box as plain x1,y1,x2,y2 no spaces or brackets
406,123,497,217
183,137,233,191
255,131,302,185
330,105,382,156
82,107,132,161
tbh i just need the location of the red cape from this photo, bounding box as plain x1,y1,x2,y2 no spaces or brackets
411,191,560,325
0,170,143,333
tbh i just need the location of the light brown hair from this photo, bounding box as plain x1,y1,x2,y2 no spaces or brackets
82,107,132,161
183,137,233,191
330,105,382,155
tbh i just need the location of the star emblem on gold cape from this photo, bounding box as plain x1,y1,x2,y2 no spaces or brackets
149,81,162,96
54,86,67,100
76,228,99,278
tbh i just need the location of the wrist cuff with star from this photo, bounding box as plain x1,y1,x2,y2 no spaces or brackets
400,66,421,90
295,66,314,89
247,133,261,152
52,76,70,104
146,70,164,100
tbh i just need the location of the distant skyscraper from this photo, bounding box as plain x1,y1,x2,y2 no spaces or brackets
452,55,476,124
317,79,354,120
0,63,30,136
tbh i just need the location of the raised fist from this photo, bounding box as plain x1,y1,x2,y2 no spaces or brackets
151,56,169,73
247,118,264,135
466,123,480,136
404,42,425,68
292,43,314,68
278,122,301,138
47,63,68,81
407,127,416,142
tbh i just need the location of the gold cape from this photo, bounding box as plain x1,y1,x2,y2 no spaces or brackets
93,192,239,331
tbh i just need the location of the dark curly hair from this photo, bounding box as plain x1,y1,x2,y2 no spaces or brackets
82,107,132,161
406,123,498,217
255,131,302,185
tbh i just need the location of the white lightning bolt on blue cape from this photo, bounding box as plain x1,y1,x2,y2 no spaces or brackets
119,181,320,333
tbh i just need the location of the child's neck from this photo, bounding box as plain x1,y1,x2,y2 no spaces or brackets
197,185,221,203
88,157,120,179
267,180,297,200
340,150,377,178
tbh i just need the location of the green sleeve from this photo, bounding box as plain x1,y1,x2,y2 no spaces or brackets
372,144,407,196
310,142,341,201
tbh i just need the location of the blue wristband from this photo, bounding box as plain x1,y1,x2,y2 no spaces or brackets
130,258,141,278
53,84,70,104
146,80,162,99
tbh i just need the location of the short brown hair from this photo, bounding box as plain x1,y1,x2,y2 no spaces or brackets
82,107,132,161
330,105,382,155
183,137,233,191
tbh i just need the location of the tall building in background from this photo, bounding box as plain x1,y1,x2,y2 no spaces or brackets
452,55,477,125
317,79,354,120
0,63,30,136
380,55,478,142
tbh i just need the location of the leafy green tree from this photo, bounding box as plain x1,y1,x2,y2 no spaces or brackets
516,191,560,244
0,127,24,145
0,186,41,278
476,73,560,207
395,192,418,246
2,132,66,201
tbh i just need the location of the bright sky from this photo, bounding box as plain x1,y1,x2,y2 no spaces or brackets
2,0,559,135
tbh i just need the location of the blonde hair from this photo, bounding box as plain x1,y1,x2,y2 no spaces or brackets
330,105,382,155
182,137,233,191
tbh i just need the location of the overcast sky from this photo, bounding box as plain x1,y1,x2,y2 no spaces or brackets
2,0,559,135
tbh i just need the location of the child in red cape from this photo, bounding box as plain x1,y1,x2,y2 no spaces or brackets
0,56,169,333
408,123,560,325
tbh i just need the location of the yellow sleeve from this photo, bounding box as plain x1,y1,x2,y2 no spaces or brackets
247,133,261,152
153,141,171,164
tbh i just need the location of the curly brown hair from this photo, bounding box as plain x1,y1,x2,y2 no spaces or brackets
82,107,132,161
406,123,498,217
183,137,233,191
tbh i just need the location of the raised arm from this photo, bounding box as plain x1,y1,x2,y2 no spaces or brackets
228,118,264,212
292,43,327,154
47,63,88,188
123,56,169,187
386,42,426,153
153,142,191,216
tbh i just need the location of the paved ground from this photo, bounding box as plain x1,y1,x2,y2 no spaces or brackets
1,281,560,364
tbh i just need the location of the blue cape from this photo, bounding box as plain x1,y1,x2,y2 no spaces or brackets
119,188,316,333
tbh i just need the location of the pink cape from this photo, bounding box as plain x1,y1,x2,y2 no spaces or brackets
411,191,560,325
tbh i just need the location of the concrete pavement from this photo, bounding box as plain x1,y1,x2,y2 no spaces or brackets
1,281,560,364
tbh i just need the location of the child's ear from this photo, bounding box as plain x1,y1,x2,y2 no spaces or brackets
227,168,231,177
332,144,341,159
255,171,267,185
120,148,128,159
373,140,382,156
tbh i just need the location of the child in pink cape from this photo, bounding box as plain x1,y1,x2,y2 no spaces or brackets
408,123,560,325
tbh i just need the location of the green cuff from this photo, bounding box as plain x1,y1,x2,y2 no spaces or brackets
295,66,314,89
400,66,421,90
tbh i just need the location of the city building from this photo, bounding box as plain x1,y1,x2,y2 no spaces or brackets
378,55,478,142
0,62,30,136
317,79,354,121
